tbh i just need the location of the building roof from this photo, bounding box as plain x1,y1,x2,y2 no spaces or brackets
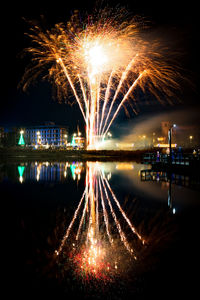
24,124,68,130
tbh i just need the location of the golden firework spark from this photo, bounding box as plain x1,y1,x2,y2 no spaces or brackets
21,7,180,149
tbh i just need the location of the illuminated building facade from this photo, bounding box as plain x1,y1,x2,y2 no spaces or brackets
73,136,85,149
24,124,68,147
69,131,85,149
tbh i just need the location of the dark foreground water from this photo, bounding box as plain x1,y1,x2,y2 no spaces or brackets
1,160,200,299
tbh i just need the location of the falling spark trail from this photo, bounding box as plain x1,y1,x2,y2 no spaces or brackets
57,57,87,123
101,56,138,136
57,189,86,255
104,175,145,244
98,178,113,245
76,192,89,241
100,173,135,255
104,71,145,137
78,74,89,113
99,69,115,134
95,177,99,234
96,79,101,136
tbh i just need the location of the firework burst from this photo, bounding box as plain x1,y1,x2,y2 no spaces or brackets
21,7,181,149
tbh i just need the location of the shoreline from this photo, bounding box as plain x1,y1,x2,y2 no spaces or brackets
1,148,199,176
0,148,149,162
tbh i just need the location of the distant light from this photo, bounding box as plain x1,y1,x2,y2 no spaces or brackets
173,124,176,128
157,137,165,142
173,208,176,214
116,163,134,170
156,143,176,148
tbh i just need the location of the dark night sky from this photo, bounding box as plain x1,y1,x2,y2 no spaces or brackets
1,0,200,135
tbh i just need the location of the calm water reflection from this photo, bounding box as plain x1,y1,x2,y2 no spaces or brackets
2,160,200,299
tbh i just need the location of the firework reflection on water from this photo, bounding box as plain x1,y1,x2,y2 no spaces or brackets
55,162,146,283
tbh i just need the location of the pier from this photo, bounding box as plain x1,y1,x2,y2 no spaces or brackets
141,151,200,191
142,151,200,174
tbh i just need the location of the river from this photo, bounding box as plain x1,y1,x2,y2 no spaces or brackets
1,160,200,299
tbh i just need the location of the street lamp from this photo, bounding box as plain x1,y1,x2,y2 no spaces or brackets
143,135,146,147
168,124,176,163
189,135,193,146
152,132,156,146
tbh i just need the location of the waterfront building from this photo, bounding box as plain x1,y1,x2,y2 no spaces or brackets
23,124,68,148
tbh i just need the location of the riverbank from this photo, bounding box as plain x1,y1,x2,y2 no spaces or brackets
0,147,148,162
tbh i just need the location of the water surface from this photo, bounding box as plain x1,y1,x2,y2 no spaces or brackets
2,160,199,299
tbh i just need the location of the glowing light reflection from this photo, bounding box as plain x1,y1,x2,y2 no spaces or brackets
56,162,145,280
